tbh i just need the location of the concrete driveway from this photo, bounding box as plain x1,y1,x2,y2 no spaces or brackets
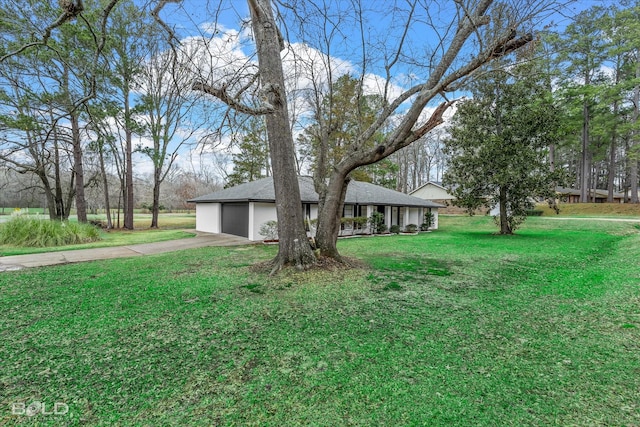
0,232,253,272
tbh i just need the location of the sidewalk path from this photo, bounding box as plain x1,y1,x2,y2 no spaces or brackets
0,232,253,272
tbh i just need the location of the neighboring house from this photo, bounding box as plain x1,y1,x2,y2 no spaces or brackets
410,181,474,214
409,181,454,204
626,189,640,202
189,176,444,241
556,187,625,204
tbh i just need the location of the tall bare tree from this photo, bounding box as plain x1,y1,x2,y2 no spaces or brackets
134,37,205,228
1,0,126,221
246,0,317,271
0,76,76,220
104,0,156,229
300,0,547,260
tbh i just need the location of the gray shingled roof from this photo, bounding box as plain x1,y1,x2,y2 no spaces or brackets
190,176,444,208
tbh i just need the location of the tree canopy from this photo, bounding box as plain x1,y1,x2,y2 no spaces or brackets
443,59,560,234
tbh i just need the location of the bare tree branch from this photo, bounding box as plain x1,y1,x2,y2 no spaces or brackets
192,81,277,115
411,98,459,140
151,0,181,44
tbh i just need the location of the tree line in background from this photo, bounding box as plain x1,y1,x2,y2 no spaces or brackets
550,2,640,204
441,2,640,234
0,0,222,228
0,166,217,216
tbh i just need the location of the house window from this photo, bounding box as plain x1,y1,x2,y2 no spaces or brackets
343,204,353,217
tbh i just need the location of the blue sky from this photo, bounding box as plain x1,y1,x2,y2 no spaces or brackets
157,0,615,97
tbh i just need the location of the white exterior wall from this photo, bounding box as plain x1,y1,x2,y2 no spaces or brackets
406,207,421,227
248,202,254,240
385,206,392,229
251,202,278,240
195,203,221,233
248,202,321,241
411,183,453,201
366,205,375,233
196,200,439,240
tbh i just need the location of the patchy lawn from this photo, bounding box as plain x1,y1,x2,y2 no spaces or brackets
86,212,196,229
1,216,639,425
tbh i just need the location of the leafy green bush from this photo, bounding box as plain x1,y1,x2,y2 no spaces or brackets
422,211,434,230
525,209,543,216
404,224,418,233
0,216,101,247
352,216,368,227
340,217,354,228
369,212,387,234
389,224,401,234
259,220,279,240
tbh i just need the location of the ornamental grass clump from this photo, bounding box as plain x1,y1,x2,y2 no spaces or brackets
0,216,101,247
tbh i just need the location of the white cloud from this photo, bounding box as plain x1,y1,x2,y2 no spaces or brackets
177,26,256,93
361,73,406,102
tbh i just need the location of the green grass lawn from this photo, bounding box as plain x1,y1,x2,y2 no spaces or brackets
85,212,196,229
536,202,640,217
1,216,639,425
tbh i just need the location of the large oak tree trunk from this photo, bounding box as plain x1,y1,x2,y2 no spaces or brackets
315,174,349,260
249,0,316,272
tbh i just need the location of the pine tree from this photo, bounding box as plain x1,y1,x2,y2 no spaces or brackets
226,117,270,187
